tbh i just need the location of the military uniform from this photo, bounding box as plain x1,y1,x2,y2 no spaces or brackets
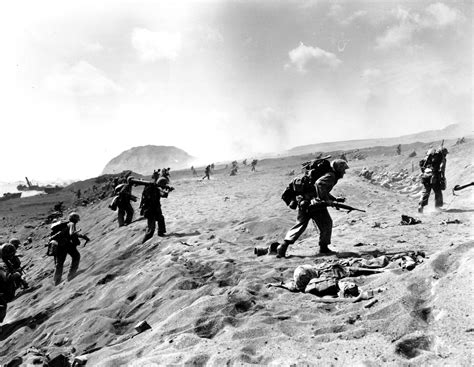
141,184,167,243
419,149,447,212
116,183,135,227
278,159,348,257
284,171,338,251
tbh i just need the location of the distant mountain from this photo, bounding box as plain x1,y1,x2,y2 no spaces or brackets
102,145,194,175
287,123,472,156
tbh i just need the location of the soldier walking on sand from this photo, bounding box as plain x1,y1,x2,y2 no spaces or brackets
276,159,349,258
418,147,448,213
251,159,258,172
115,177,137,227
52,212,90,285
140,178,174,243
202,165,211,180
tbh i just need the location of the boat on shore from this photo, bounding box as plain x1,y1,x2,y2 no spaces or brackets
0,192,21,201
17,177,64,194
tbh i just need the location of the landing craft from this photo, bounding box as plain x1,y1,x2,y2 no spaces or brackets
17,176,63,194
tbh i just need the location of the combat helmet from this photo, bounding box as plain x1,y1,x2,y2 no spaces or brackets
1,243,16,258
68,212,80,223
331,159,349,177
9,238,21,249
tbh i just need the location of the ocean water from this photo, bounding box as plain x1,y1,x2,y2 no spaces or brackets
0,183,45,198
0,183,20,196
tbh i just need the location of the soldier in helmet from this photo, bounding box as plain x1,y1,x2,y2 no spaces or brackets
418,147,448,213
115,176,137,227
0,241,28,322
140,178,174,244
202,165,211,180
52,212,90,285
0,243,21,322
276,159,349,258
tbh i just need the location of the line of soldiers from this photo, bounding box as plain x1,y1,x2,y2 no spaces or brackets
111,169,175,243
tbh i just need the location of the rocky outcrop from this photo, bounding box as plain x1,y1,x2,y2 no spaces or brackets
102,145,194,175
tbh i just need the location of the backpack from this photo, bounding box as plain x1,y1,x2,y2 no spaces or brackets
419,149,443,173
50,220,70,246
281,158,332,209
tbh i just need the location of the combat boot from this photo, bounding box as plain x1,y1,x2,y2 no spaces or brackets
276,241,290,258
319,243,336,255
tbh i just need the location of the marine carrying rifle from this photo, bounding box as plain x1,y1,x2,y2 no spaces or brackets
310,199,366,213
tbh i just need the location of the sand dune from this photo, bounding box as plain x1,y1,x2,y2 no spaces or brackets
1,139,473,366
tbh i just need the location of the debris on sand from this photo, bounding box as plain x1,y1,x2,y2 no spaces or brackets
440,219,461,225
400,215,422,225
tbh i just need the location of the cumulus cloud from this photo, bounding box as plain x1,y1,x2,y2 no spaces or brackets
285,42,341,72
423,2,462,28
132,28,182,62
376,3,464,50
44,61,122,96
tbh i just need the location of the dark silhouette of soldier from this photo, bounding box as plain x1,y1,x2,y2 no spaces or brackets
140,178,174,243
202,165,211,180
116,177,137,227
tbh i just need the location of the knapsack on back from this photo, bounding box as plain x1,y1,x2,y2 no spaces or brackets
281,158,332,209
50,220,70,246
420,149,443,173
304,157,332,182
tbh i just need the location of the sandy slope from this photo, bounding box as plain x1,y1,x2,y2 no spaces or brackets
1,139,473,366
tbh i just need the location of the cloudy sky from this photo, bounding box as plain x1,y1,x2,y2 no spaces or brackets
0,0,471,181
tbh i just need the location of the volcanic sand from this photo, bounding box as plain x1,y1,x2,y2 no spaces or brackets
0,139,473,366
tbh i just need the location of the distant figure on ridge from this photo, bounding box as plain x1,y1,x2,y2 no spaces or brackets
277,159,349,258
251,159,258,172
191,166,198,176
396,144,402,155
115,176,137,227
230,160,239,176
51,212,90,286
418,147,448,213
140,178,174,243
202,165,211,180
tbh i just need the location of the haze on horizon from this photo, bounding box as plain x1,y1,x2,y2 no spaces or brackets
0,0,471,182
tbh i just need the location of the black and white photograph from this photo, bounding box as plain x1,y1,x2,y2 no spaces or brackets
0,0,472,365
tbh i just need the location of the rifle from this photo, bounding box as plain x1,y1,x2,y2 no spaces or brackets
80,234,91,246
453,182,474,195
310,199,366,213
328,201,366,213
5,260,29,289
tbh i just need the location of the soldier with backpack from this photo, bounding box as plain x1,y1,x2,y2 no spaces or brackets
277,158,349,258
418,147,448,213
50,212,90,286
115,176,137,227
139,178,174,244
